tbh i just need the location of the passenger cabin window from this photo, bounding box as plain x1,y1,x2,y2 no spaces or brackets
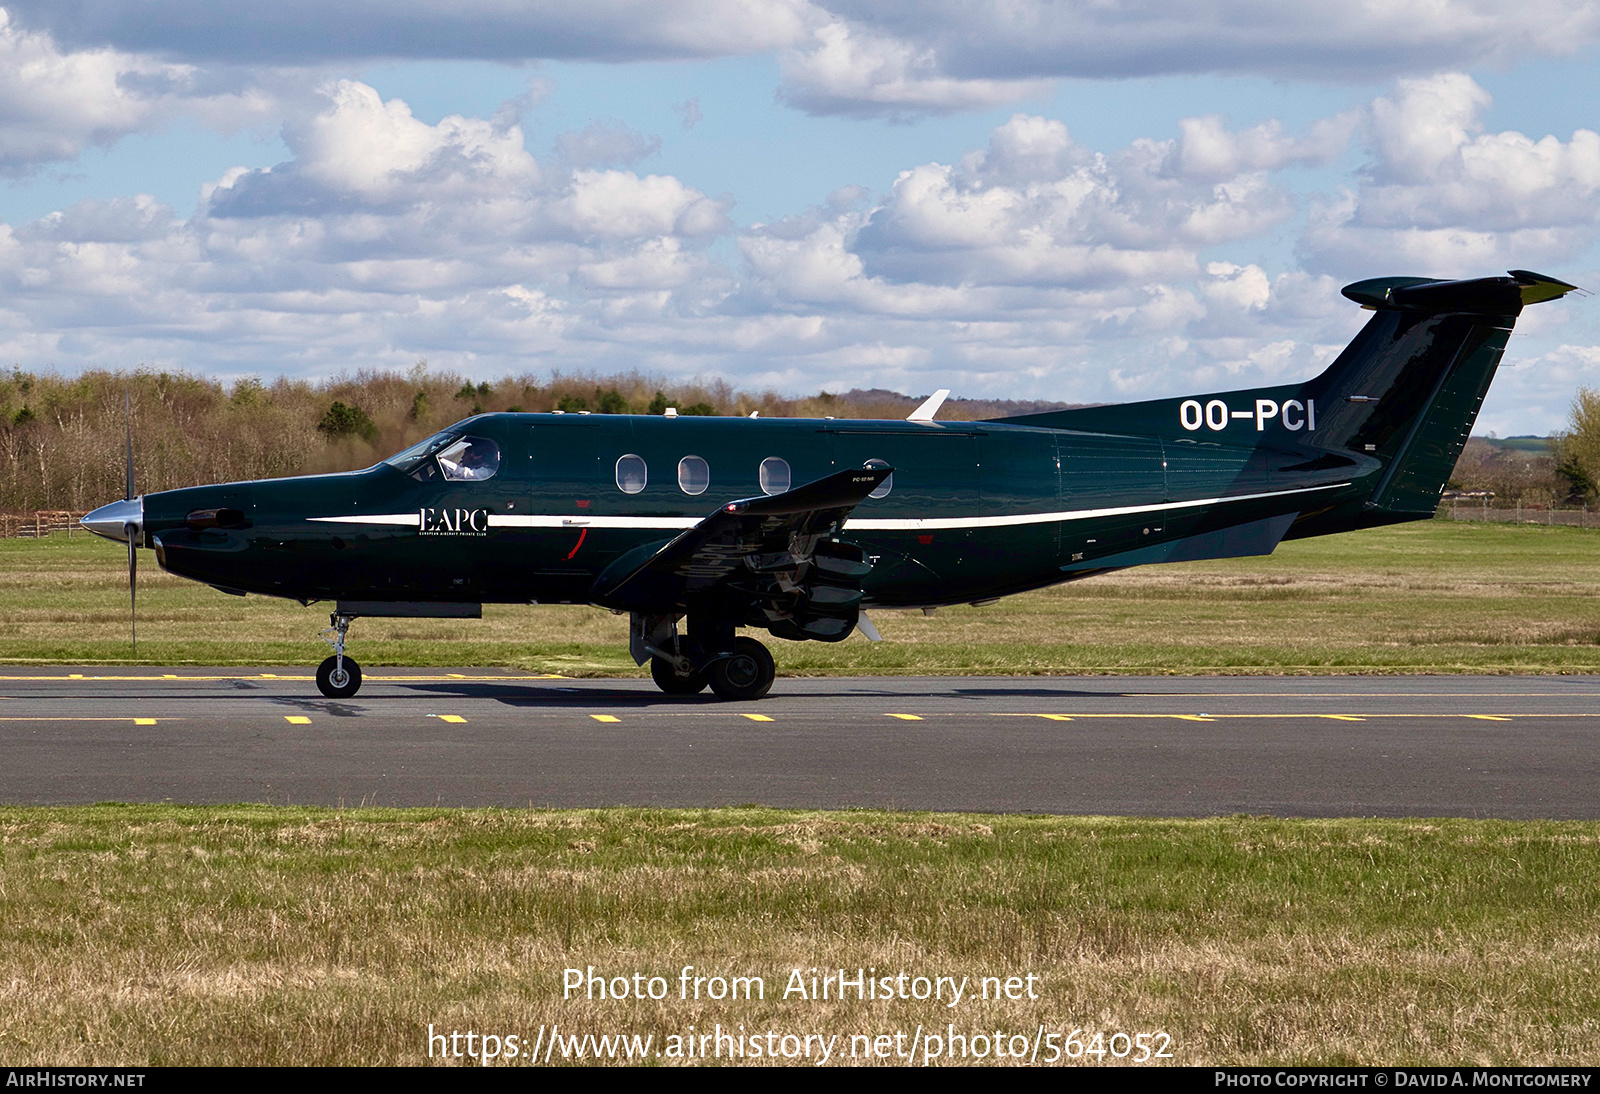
436,436,501,482
864,458,893,498
616,454,648,494
678,455,709,495
759,457,790,495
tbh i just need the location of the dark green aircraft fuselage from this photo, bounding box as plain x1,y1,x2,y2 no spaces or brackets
143,410,1374,610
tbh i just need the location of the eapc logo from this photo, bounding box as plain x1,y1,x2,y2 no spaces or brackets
419,507,490,536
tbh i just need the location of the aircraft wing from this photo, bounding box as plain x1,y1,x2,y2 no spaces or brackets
592,465,892,614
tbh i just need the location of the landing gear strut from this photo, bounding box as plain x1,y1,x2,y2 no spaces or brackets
316,611,362,698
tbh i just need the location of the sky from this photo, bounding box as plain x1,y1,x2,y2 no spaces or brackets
2,3,1600,434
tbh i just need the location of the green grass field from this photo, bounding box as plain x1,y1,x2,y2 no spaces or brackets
6,519,1600,673
2,806,1597,1066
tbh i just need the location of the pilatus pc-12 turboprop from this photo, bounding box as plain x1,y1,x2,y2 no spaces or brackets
82,270,1580,701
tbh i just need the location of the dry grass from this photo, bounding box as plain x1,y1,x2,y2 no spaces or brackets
2,807,1597,1065
6,519,1600,674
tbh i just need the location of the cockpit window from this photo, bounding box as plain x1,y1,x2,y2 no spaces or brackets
383,431,500,482
384,430,459,476
437,436,501,482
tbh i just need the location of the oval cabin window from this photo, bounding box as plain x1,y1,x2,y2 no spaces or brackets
678,455,710,496
864,458,893,498
615,454,648,494
759,457,790,496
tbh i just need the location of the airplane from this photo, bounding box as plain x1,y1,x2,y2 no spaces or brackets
81,270,1580,701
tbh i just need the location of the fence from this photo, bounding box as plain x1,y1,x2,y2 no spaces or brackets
0,511,91,538
1440,501,1595,527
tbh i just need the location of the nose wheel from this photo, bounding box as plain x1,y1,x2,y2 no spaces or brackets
316,654,362,699
316,611,362,698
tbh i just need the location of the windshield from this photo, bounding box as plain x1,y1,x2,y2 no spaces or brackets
383,430,460,474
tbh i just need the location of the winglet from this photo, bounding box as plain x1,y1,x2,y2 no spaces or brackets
907,389,950,422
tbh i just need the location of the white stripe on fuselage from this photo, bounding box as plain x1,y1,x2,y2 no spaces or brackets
305,482,1349,532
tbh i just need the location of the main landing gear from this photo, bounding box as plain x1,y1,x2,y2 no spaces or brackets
316,611,362,698
648,635,776,701
707,637,775,701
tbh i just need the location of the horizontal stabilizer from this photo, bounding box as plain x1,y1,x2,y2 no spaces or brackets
1341,269,1583,313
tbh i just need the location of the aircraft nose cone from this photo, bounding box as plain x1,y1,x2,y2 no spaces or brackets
81,497,143,542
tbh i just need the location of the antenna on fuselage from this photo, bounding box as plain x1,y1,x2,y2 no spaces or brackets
907,389,950,422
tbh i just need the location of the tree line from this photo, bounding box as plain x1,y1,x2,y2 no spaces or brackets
0,365,1065,513
1448,389,1600,508
17,360,1590,515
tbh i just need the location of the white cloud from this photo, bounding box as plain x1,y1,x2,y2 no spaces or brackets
1301,73,1600,276
0,81,739,375
3,1,816,63
555,120,662,168
841,114,1308,290
0,70,1591,432
0,8,274,173
778,21,1052,118
773,0,1600,116
12,1,1597,123
808,1,1600,81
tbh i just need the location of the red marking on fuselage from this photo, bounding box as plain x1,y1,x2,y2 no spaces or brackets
575,499,591,509
917,534,934,545
566,527,588,559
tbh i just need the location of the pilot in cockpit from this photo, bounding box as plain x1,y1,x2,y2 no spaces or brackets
438,436,499,481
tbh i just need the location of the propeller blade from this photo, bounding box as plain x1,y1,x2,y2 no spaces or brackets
124,390,134,501
125,389,136,653
126,523,137,654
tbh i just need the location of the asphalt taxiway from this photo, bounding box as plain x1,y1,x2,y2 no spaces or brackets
2,669,1598,817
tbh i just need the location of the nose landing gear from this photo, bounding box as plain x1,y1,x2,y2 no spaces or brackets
316,611,362,698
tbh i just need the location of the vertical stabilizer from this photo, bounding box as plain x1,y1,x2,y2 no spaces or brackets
1312,271,1577,514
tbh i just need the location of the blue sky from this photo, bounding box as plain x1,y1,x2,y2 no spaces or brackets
2,2,1599,433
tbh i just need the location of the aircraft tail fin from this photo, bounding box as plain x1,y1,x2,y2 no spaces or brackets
1300,270,1578,514
989,270,1582,515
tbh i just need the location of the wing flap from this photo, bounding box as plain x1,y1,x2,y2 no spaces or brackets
593,465,891,612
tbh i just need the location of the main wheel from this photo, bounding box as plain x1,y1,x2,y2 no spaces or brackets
651,656,707,695
707,637,775,701
316,655,362,698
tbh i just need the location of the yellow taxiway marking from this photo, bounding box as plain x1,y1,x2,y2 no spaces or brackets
437,715,467,724
742,713,774,721
1037,713,1073,721
133,718,156,725
1174,715,1215,721
1467,714,1513,721
284,716,311,724
886,713,923,720
1321,715,1366,721
591,714,620,723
